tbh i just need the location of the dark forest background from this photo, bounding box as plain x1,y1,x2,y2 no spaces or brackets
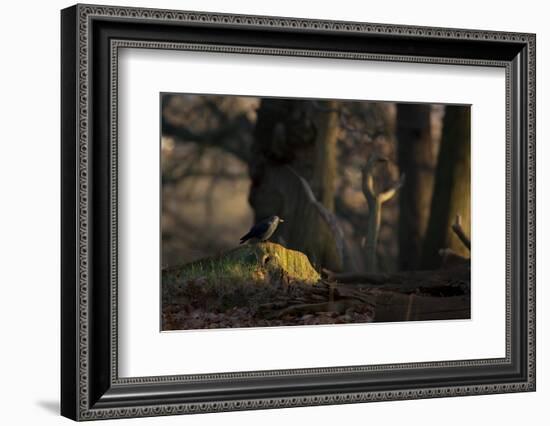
161,94,470,275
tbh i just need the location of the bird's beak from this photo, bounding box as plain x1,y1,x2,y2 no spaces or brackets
279,218,284,223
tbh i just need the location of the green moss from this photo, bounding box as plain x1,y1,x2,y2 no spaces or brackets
164,243,319,285
225,242,320,284
162,243,320,310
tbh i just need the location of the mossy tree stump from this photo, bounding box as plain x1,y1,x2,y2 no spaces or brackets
162,242,320,312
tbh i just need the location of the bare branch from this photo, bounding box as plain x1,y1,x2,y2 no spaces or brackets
322,264,470,295
361,154,386,203
288,166,346,264
268,299,362,318
451,214,471,251
379,173,406,204
162,114,253,163
360,154,404,271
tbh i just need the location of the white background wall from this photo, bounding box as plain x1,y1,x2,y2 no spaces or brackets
0,0,546,424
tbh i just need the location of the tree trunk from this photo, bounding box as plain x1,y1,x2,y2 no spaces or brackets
311,100,339,212
248,99,347,271
421,105,471,269
396,104,435,270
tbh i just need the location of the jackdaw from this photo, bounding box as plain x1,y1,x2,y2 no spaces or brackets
239,215,284,244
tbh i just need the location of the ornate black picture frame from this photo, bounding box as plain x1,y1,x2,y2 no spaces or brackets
61,3,536,421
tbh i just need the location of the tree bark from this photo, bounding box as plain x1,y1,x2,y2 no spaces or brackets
396,104,435,270
421,105,471,269
248,99,347,271
311,100,340,212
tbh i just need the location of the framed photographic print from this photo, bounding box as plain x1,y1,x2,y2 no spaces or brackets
61,3,536,421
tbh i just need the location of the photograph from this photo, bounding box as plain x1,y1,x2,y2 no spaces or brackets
160,94,471,331
58,3,536,420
